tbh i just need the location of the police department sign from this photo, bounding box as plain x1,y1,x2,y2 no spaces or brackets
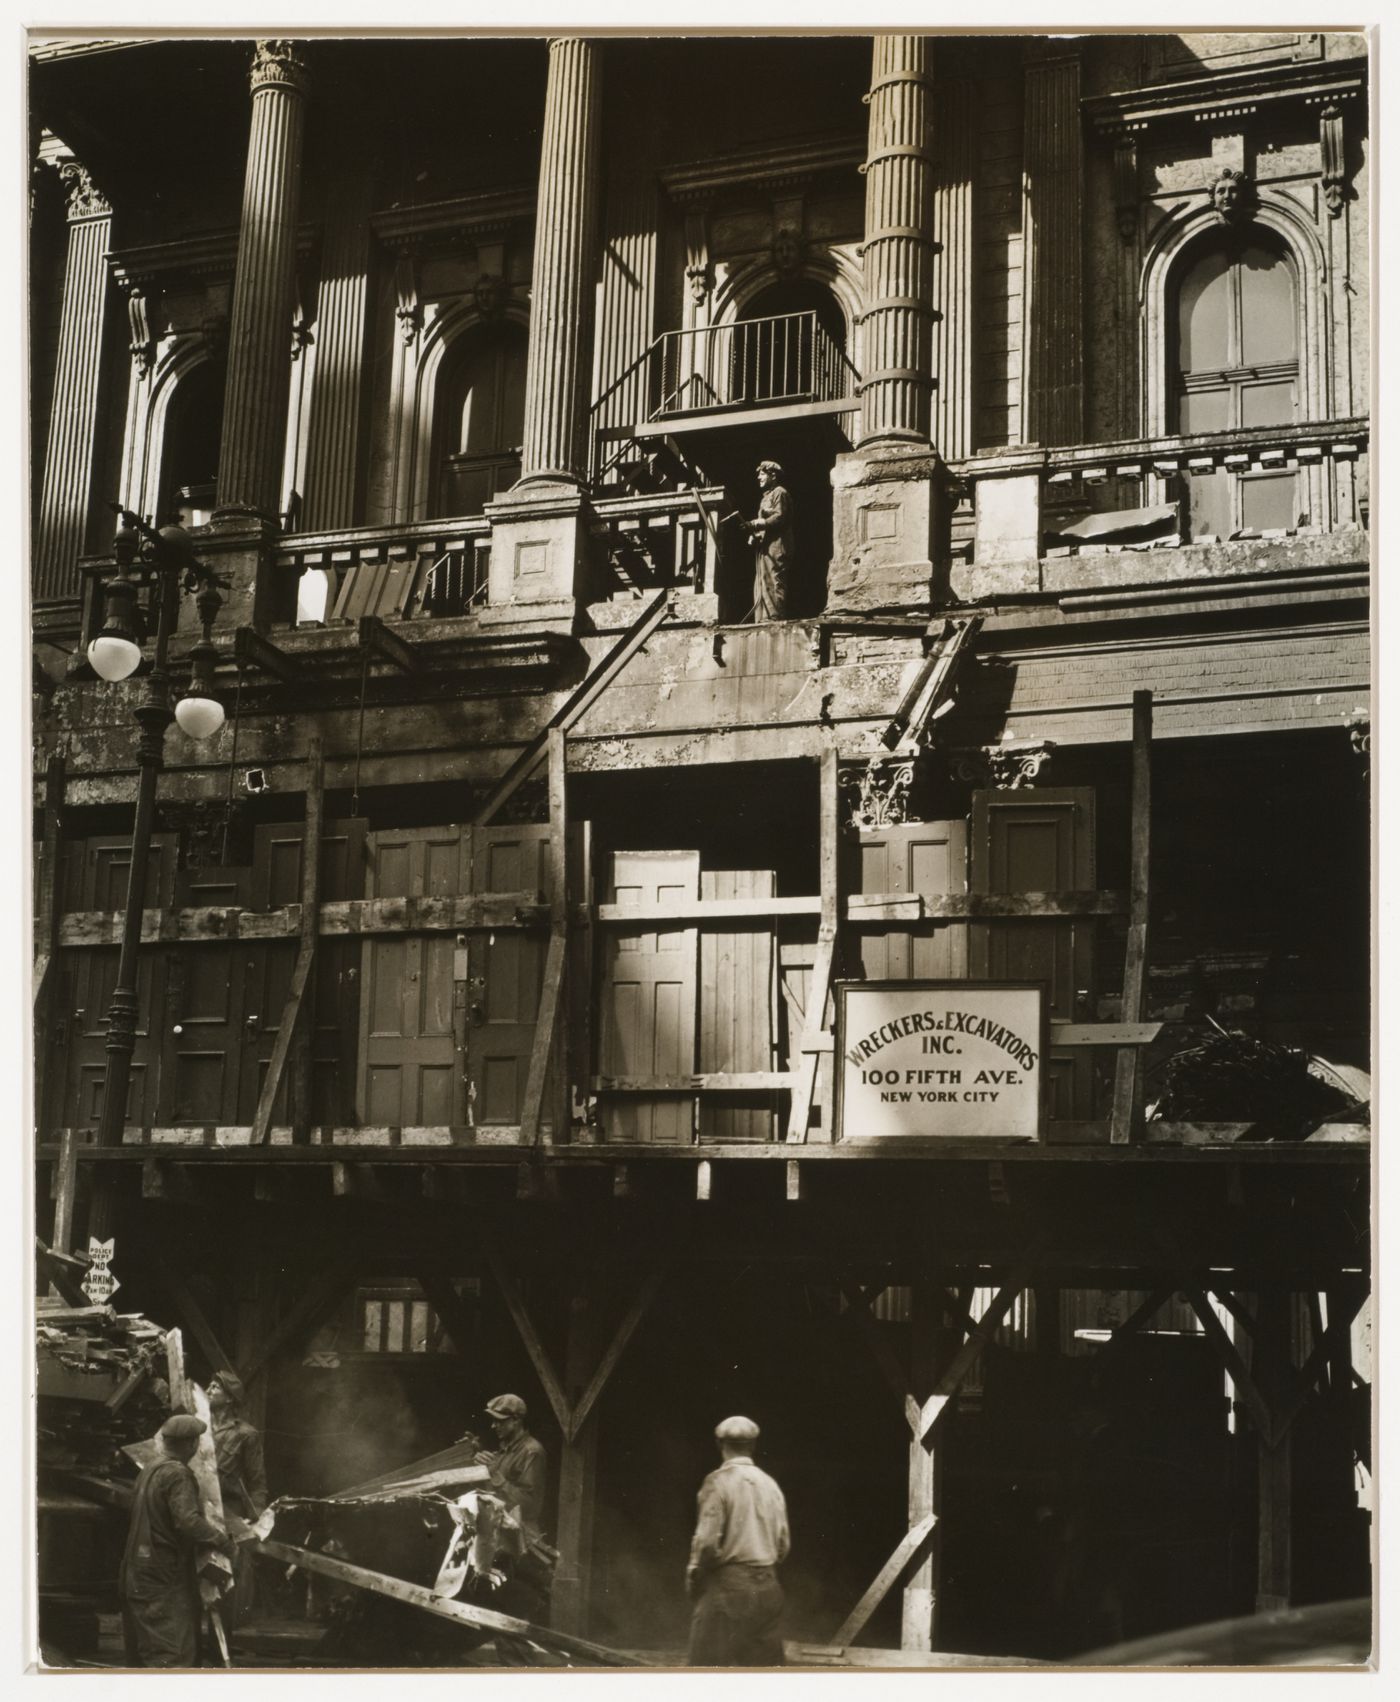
835,981,1046,1140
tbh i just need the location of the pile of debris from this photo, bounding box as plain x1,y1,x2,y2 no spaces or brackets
37,1298,171,1487
1150,1020,1370,1137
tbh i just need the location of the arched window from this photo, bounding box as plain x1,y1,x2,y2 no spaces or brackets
157,357,226,527
1174,237,1299,537
431,324,527,518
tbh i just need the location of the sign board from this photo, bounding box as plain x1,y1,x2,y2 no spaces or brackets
81,1235,121,1306
835,981,1046,1141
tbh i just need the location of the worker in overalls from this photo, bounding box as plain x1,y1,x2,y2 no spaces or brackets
119,1413,232,1667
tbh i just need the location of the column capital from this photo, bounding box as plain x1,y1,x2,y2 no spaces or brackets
251,39,310,96
57,158,111,222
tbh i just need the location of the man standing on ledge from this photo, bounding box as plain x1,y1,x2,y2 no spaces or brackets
686,1414,790,1666
747,461,795,621
119,1413,233,1667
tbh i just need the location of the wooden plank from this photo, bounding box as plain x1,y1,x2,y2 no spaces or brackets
519,731,568,1148
1184,1287,1274,1447
33,754,65,1130
700,869,776,1142
252,739,323,1145
846,891,1125,920
786,749,840,1145
36,1238,89,1308
166,1327,190,1415
242,1266,355,1387
50,1130,79,1257
918,1270,1033,1441
904,1278,941,1650
476,589,672,827
1111,691,1153,1144
567,1268,665,1442
832,1513,937,1649
597,895,818,923
1051,1022,1162,1047
786,1159,801,1201
594,1073,792,1093
486,1249,572,1435
255,1537,651,1665
156,1257,238,1377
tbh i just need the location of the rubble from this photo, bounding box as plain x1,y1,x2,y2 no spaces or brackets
37,1297,171,1483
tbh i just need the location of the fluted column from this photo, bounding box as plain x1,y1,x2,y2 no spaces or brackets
859,36,936,448
215,39,309,522
519,37,603,486
1022,44,1084,448
301,175,373,530
34,155,112,603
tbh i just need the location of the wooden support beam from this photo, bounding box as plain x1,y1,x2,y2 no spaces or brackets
50,1130,79,1258
786,1159,802,1202
696,1160,712,1201
567,1268,664,1442
787,749,839,1143
836,1279,908,1406
331,1162,383,1199
166,1328,190,1415
918,1269,1034,1442
36,1237,88,1307
253,738,323,1145
1093,1285,1173,1366
903,1277,942,1651
357,612,422,673
519,729,568,1148
833,1514,937,1649
1111,690,1152,1144
475,588,672,827
1208,1286,1259,1340
486,1249,572,1436
594,1072,793,1094
33,754,66,1132
1184,1287,1274,1447
234,624,300,683
1254,1290,1293,1611
1273,1289,1366,1442
555,1283,605,1637
155,1257,238,1378
255,1537,650,1666
241,1265,356,1388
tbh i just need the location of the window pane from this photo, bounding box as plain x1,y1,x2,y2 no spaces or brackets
1240,472,1297,531
363,1300,383,1351
1178,386,1231,436
410,1301,430,1353
1238,247,1296,367
1186,470,1232,540
385,1301,405,1353
1240,379,1296,429
1178,248,1231,373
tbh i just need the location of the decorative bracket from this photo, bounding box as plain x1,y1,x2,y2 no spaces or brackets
1113,138,1139,243
842,755,918,830
1318,101,1347,218
951,740,1056,791
126,284,157,377
395,246,422,345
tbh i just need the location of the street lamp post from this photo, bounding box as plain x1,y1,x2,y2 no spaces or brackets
90,510,228,1146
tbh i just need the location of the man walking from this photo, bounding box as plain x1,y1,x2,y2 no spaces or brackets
119,1412,232,1667
686,1415,790,1666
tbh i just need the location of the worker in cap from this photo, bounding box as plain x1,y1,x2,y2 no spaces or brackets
686,1415,790,1667
209,1371,268,1625
746,460,795,622
476,1393,553,1633
120,1412,232,1666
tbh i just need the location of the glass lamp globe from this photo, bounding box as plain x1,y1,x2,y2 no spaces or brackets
87,633,143,681
174,694,226,739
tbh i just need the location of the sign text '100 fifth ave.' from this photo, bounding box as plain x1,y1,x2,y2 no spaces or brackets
835,981,1046,1140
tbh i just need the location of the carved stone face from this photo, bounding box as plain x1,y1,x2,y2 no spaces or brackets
1211,169,1250,222
473,274,504,319
771,228,803,277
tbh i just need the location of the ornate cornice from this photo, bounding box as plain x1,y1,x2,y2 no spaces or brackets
251,38,310,96
371,188,535,252
659,133,864,206
1084,55,1366,142
108,225,317,292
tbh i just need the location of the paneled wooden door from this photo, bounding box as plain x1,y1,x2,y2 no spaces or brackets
848,818,969,981
357,827,470,1127
54,835,176,1132
599,850,700,1143
464,825,554,1136
969,788,1096,1118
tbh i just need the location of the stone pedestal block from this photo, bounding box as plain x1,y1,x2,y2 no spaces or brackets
485,486,595,608
827,446,945,613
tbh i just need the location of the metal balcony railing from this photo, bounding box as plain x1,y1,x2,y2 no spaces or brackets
654,311,858,418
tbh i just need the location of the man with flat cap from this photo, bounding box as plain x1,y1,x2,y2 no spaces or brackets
119,1413,233,1667
475,1393,554,1635
686,1415,790,1666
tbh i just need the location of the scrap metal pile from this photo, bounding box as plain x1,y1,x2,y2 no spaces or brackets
37,1298,171,1490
